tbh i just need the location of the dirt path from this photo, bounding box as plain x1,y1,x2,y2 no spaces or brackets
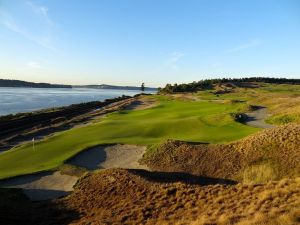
0,144,147,200
245,107,274,129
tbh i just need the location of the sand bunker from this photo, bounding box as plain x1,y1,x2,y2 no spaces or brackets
0,144,147,200
0,171,77,201
124,97,157,110
69,144,148,170
245,107,274,129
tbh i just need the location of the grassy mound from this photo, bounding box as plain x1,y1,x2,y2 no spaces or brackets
1,169,299,224
143,124,300,183
58,169,300,224
0,96,258,179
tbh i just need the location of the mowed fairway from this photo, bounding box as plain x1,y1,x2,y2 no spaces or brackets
0,96,259,179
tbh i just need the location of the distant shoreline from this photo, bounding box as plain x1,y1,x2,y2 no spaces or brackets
0,79,72,89
0,79,158,91
0,86,157,91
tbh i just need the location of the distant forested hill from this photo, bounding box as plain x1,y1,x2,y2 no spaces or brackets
0,79,157,91
160,77,300,93
0,79,72,88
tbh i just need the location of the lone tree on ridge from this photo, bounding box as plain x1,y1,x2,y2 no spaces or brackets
141,83,145,92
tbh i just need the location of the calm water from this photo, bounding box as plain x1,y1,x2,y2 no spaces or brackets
0,87,154,116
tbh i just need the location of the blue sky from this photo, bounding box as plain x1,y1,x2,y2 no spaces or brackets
0,0,300,87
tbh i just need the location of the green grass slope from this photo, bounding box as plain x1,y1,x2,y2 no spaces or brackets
0,96,259,179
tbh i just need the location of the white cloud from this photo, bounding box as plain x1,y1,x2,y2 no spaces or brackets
227,38,262,53
166,52,185,69
26,61,42,69
26,1,54,27
0,2,56,50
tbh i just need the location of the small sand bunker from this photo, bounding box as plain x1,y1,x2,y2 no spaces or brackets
124,97,157,110
0,171,77,201
245,107,274,129
0,144,147,201
69,144,148,170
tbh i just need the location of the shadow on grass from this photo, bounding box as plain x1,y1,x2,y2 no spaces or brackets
128,169,237,185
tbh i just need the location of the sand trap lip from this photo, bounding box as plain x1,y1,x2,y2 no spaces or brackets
0,144,147,201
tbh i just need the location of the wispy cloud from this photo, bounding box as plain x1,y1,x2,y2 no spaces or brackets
0,1,56,50
227,38,262,53
165,52,185,69
26,61,42,69
26,1,54,27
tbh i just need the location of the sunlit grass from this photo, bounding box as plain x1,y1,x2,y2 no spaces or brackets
0,96,259,179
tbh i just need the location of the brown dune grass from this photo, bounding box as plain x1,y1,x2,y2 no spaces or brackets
142,124,300,183
2,169,298,224
56,169,300,225
248,88,300,124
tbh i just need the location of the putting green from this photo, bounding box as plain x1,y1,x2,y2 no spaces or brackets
0,96,259,179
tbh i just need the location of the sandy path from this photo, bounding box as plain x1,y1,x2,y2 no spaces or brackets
0,144,147,200
245,107,274,129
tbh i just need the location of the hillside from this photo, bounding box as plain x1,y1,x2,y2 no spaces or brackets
160,77,300,93
0,79,72,88
0,79,157,91
1,169,299,225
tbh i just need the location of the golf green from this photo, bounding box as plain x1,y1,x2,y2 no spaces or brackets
0,96,259,179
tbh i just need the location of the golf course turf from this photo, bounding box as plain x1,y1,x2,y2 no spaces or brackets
0,96,259,179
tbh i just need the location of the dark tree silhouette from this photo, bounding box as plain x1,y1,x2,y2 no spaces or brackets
159,77,300,93
141,83,145,92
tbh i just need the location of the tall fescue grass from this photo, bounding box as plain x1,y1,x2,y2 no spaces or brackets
242,163,279,184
